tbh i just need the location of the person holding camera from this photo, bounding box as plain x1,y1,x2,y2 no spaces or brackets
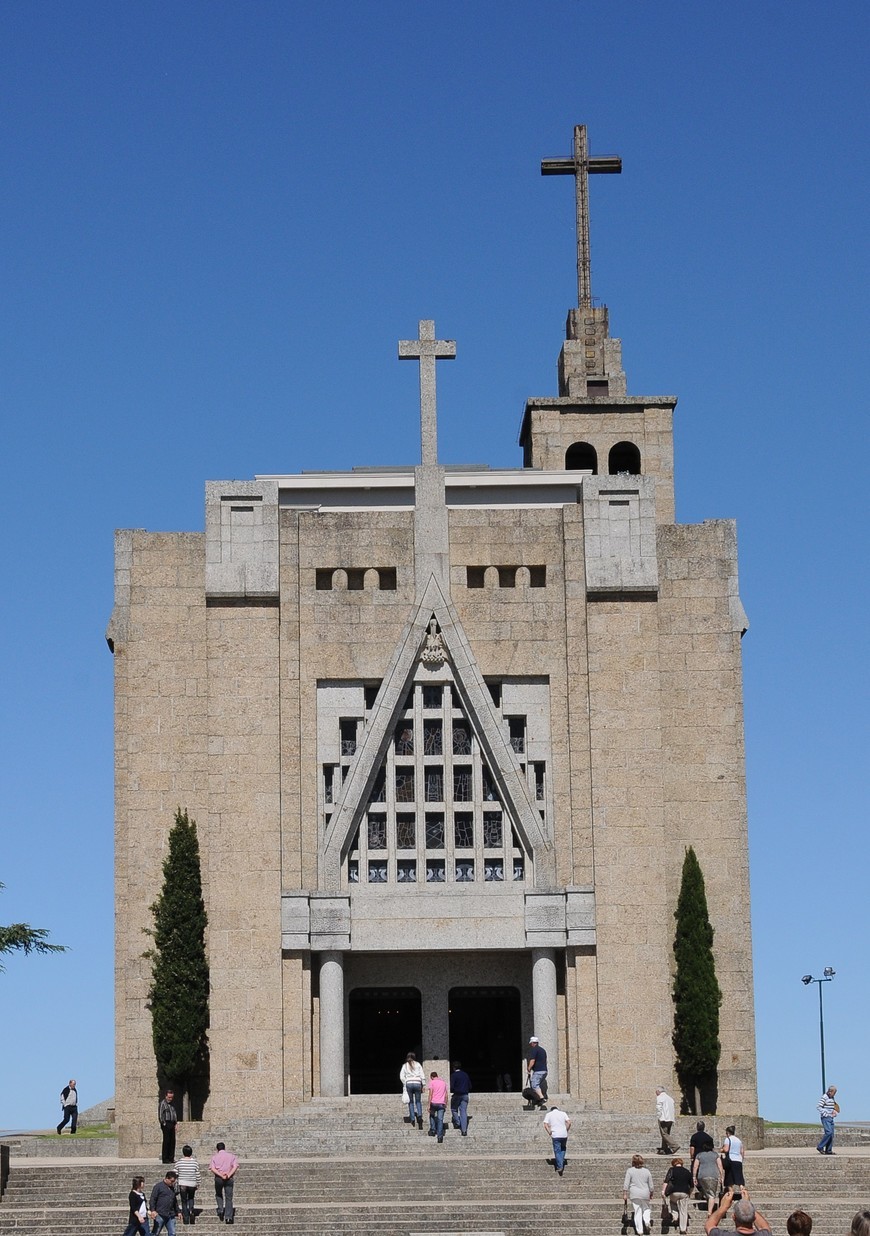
705,1188,770,1236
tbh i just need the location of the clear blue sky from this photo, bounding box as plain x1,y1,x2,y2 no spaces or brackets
1,1,867,1130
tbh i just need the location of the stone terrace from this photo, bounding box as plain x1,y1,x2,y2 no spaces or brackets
2,1101,868,1236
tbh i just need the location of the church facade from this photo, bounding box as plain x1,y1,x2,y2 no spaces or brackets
108,128,757,1148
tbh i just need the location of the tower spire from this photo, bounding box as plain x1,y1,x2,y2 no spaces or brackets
541,124,621,309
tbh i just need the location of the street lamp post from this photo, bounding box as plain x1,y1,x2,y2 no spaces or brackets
801,968,836,1093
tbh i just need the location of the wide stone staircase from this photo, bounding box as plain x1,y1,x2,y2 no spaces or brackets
2,1097,868,1236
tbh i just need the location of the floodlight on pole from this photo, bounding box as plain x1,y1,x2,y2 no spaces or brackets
801,970,836,1093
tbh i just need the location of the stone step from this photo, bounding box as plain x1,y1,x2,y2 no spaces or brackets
4,1153,869,1202
0,1200,865,1236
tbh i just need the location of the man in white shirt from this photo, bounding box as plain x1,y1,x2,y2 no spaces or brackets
655,1086,680,1155
543,1104,572,1176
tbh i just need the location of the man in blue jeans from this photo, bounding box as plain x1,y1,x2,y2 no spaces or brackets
544,1105,572,1176
149,1171,180,1236
817,1085,839,1155
450,1061,472,1136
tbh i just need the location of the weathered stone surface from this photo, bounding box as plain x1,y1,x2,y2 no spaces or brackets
109,220,757,1156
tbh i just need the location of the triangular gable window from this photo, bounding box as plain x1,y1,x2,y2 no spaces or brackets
346,673,531,887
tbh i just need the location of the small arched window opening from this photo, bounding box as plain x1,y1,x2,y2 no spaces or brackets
565,441,598,473
608,441,641,475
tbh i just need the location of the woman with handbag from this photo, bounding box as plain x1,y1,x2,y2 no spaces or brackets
400,1052,425,1129
623,1154,654,1236
662,1157,694,1234
720,1125,748,1198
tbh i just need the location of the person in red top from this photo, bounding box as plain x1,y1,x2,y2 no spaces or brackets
426,1072,448,1143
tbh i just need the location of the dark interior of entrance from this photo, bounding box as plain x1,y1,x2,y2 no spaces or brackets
349,987,422,1093
448,986,521,1091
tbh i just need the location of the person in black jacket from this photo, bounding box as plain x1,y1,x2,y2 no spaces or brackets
57,1079,78,1135
122,1176,148,1236
449,1062,472,1136
149,1172,180,1236
662,1157,694,1234
159,1090,179,1164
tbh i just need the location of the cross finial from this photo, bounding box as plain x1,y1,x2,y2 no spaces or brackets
398,320,456,468
541,124,622,309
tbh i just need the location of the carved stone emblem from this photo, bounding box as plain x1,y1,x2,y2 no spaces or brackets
420,616,446,667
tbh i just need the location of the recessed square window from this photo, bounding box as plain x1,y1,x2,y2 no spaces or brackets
455,859,475,883
508,717,526,754
454,814,473,848
395,770,415,803
483,813,503,848
396,815,416,849
452,722,472,755
316,569,334,591
426,859,445,883
466,566,486,589
424,769,444,802
485,860,505,882
368,860,388,884
423,720,443,755
425,814,445,849
423,685,442,709
368,817,387,850
397,860,417,883
394,724,414,756
453,766,472,801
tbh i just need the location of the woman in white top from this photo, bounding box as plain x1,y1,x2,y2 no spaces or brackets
623,1154,654,1235
720,1124,747,1195
400,1052,425,1129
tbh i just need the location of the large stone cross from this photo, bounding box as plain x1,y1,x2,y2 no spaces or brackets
541,124,622,309
398,320,456,468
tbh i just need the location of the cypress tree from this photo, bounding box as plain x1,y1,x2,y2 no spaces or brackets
145,809,210,1117
672,846,722,1114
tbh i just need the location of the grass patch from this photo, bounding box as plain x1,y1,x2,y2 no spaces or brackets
67,1124,116,1139
763,1121,815,1129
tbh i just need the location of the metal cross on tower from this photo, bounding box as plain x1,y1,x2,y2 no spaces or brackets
541,124,622,310
398,320,456,468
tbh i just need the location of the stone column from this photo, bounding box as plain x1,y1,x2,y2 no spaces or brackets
319,951,345,1097
531,947,560,1091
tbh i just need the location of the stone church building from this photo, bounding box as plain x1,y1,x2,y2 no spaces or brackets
108,127,757,1146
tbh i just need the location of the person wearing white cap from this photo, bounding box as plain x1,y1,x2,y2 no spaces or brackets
527,1036,548,1108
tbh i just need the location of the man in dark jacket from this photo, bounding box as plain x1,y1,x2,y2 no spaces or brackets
56,1079,78,1134
159,1090,179,1164
149,1171,180,1236
449,1061,472,1135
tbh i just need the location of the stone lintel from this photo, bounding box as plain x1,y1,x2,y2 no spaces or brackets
281,888,596,952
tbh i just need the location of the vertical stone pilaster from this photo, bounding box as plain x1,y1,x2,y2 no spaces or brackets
531,947,560,1090
319,951,345,1097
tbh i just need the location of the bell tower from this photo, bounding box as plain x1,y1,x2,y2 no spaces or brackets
521,124,676,525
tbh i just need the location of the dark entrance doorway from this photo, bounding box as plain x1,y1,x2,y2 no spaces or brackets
448,986,521,1091
348,987,422,1093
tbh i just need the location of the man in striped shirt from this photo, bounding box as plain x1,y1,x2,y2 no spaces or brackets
817,1085,839,1155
